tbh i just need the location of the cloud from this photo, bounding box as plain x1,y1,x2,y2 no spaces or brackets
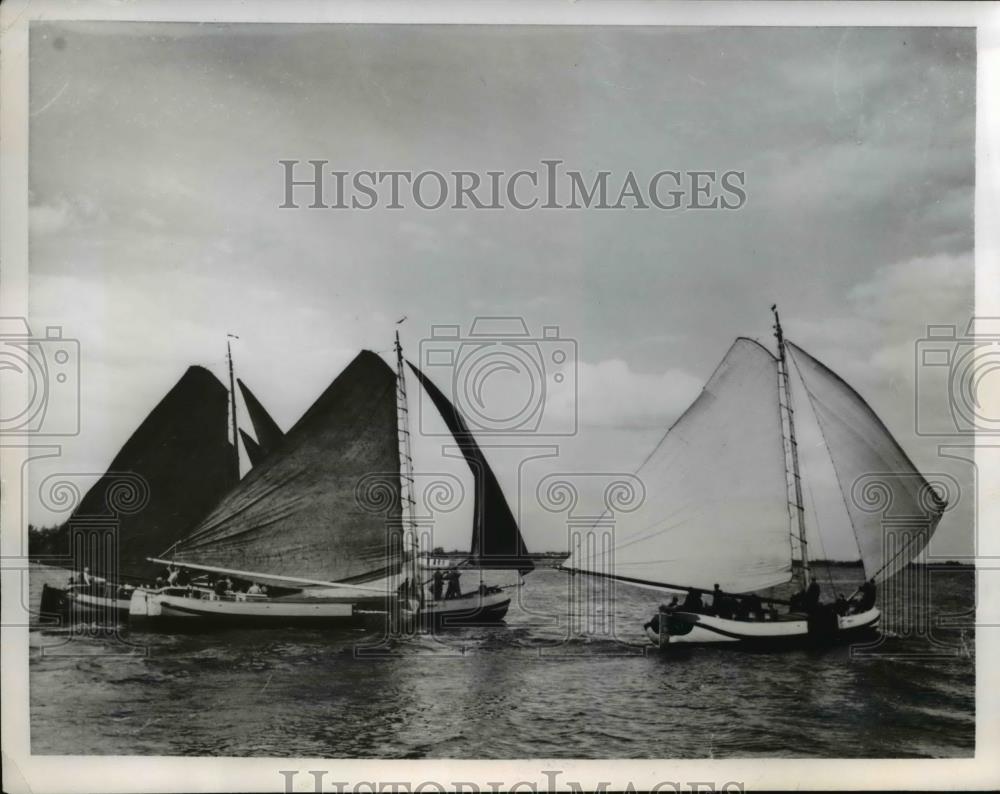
547,357,703,430
28,195,105,236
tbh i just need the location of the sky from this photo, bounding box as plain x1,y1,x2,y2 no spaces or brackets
26,23,975,562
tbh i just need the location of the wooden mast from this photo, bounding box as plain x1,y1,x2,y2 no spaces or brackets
226,333,241,481
394,327,419,597
772,305,810,590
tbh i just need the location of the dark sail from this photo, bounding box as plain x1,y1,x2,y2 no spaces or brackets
51,366,237,581
169,351,404,583
237,378,284,461
407,361,533,573
239,429,265,466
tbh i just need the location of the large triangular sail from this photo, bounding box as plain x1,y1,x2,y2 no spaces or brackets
565,338,792,593
786,342,947,582
407,361,534,573
44,366,238,581
167,351,405,584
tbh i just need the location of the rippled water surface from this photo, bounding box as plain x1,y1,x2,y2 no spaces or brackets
29,564,974,758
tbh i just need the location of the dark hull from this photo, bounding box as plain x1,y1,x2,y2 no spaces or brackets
423,592,511,628
39,583,130,624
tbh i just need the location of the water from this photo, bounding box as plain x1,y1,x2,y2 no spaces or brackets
29,564,974,758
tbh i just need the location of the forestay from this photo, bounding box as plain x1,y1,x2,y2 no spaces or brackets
566,338,792,593
787,342,947,582
167,351,405,584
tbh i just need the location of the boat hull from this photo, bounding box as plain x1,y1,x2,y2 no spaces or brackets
40,583,131,623
422,590,511,628
129,587,361,628
645,608,880,649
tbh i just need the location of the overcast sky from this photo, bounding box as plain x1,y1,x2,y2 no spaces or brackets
28,23,975,561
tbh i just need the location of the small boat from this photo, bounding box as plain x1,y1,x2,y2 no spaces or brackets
134,332,535,628
37,337,283,623
564,307,948,650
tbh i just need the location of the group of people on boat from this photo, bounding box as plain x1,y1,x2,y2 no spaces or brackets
644,577,878,632
429,568,464,601
153,565,269,600
66,567,135,600
790,577,877,617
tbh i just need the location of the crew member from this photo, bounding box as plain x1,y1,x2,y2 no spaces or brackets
431,569,445,601
855,578,877,613
681,589,704,613
444,569,462,600
804,578,822,613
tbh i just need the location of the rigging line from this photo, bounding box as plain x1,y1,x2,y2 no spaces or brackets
803,467,837,592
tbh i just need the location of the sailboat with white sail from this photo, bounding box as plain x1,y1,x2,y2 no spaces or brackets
129,334,534,627
562,308,947,649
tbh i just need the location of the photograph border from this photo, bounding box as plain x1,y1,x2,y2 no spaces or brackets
1,1,998,791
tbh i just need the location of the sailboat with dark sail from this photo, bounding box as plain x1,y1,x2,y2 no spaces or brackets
407,355,533,625
129,334,533,627
38,340,282,622
562,308,947,648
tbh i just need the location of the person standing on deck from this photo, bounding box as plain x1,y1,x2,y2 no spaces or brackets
804,578,821,613
431,569,444,601
445,569,462,599
711,583,722,613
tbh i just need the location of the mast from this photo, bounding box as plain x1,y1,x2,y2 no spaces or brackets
395,329,419,593
772,305,809,590
226,333,241,481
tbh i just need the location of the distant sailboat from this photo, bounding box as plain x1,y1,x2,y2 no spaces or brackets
130,334,532,627
39,343,283,622
562,308,947,648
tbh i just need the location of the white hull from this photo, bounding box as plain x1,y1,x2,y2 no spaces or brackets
129,587,358,625
645,607,880,648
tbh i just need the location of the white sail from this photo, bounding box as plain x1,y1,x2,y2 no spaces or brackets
566,338,793,593
786,356,862,565
787,342,947,582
